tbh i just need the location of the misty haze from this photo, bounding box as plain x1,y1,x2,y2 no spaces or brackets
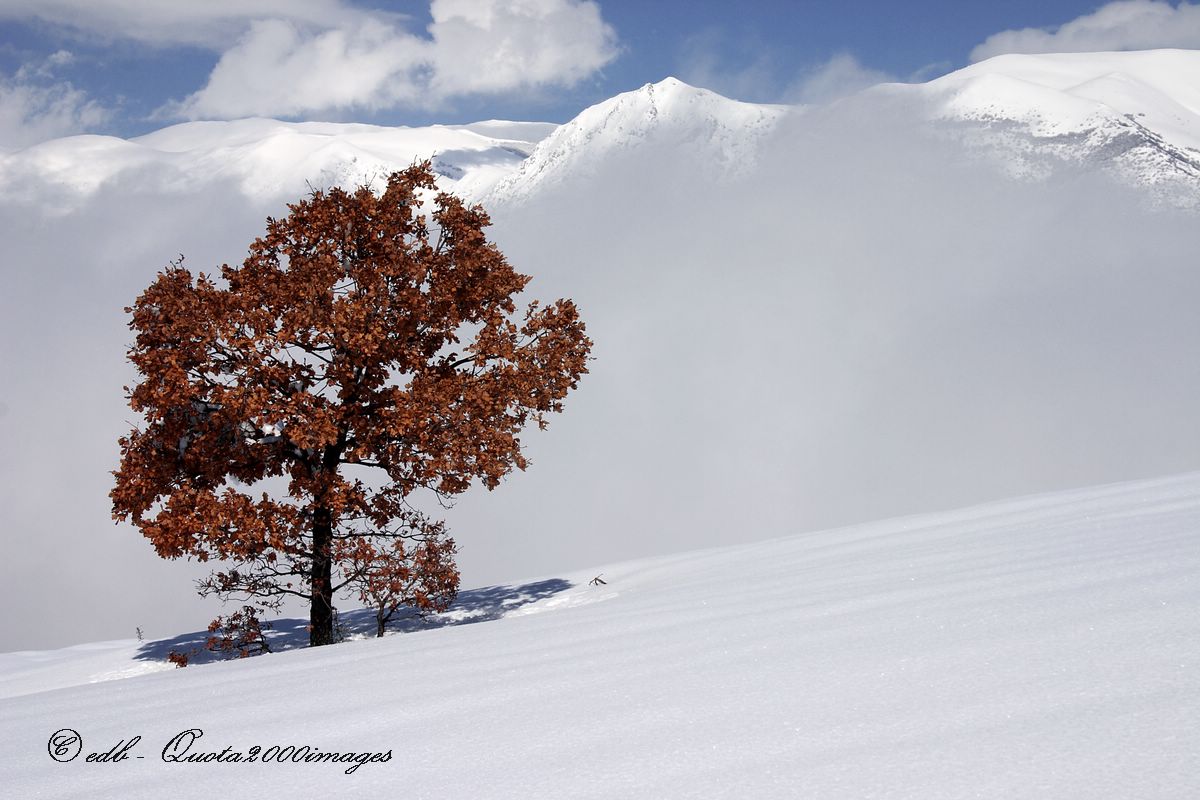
2,75,1198,650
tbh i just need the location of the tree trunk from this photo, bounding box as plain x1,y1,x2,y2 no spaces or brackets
309,505,334,647
309,439,345,647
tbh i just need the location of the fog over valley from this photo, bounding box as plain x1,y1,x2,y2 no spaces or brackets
2,58,1199,650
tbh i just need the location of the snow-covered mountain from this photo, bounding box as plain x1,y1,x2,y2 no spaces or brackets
0,117,555,206
3,51,1199,208
908,49,1200,196
4,473,1199,797
498,50,1200,204
481,77,788,205
0,77,787,210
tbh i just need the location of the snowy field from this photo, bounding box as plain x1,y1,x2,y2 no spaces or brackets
3,472,1197,798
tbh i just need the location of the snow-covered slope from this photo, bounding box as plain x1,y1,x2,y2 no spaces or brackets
4,473,1198,797
908,49,1200,193
482,77,788,205
0,118,556,204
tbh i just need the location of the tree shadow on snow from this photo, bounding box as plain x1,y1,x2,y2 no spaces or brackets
133,578,573,666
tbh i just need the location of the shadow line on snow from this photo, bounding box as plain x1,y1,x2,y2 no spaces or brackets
133,577,573,665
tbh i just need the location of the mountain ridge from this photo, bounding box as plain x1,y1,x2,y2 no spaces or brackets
3,51,1200,207
479,76,789,205
906,49,1200,196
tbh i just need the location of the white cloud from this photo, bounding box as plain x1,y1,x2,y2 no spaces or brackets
0,0,367,48
675,29,779,103
0,79,106,148
427,0,618,97
0,52,108,148
121,0,614,119
163,0,615,119
674,35,895,106
786,53,896,105
1,0,617,119
172,18,428,119
971,1,1200,62
16,49,75,80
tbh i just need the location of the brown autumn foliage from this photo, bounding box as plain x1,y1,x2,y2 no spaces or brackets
111,163,592,648
206,605,272,657
342,512,460,637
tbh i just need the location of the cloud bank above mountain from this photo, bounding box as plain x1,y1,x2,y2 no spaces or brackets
0,0,619,122
173,0,618,119
788,53,898,104
972,1,1200,61
674,30,900,106
0,0,364,47
0,52,108,149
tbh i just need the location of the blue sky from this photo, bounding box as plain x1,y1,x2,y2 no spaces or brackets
0,1,1199,145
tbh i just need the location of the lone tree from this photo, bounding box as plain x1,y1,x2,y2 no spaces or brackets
112,163,591,647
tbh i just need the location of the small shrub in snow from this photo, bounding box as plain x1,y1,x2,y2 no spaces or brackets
206,606,272,658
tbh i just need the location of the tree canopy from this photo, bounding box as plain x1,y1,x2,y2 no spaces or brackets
112,163,592,647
